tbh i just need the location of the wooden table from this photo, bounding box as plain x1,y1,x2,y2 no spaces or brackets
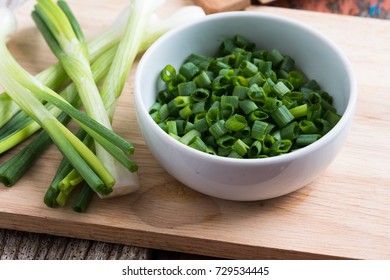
1,0,390,260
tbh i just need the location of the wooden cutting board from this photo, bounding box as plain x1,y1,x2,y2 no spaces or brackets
1,0,390,259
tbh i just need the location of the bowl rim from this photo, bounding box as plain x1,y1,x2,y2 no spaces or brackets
134,11,357,166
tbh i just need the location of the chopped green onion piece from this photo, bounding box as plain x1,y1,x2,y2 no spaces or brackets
248,140,262,158
185,53,213,70
193,71,212,88
267,49,284,67
221,95,239,110
166,120,178,136
192,101,206,115
299,120,318,134
308,102,322,121
287,70,305,89
168,74,186,92
257,60,273,76
180,129,201,145
239,99,258,115
227,150,242,158
194,117,208,133
270,105,295,128
175,120,186,135
280,55,295,72
232,139,249,156
179,104,193,119
280,121,299,140
178,81,197,96
262,134,275,155
161,64,176,82
262,97,282,113
225,114,247,132
247,84,265,102
189,136,208,152
239,60,258,77
315,118,332,136
180,62,199,80
269,140,292,156
173,96,191,108
232,85,248,100
149,102,161,114
296,134,321,148
273,81,291,98
324,109,341,127
289,104,308,119
157,103,170,122
209,119,228,139
248,72,265,86
303,79,321,91
249,110,269,122
251,120,269,141
216,135,236,148
206,105,221,126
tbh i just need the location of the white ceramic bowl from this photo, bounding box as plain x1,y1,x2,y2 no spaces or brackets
134,12,356,201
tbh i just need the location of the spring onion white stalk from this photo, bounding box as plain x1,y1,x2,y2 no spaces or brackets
92,0,163,197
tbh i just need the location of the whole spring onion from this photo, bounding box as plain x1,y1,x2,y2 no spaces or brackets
39,0,157,203
31,0,141,198
0,1,206,211
150,35,342,159
44,1,205,207
0,3,134,196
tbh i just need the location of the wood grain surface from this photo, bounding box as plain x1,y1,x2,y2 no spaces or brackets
1,0,390,260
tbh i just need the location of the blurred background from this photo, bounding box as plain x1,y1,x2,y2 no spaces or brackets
257,0,390,19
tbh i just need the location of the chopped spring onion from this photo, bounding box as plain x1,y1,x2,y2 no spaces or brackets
150,35,342,158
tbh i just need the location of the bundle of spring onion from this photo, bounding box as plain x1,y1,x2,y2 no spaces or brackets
151,35,342,158
0,0,206,212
